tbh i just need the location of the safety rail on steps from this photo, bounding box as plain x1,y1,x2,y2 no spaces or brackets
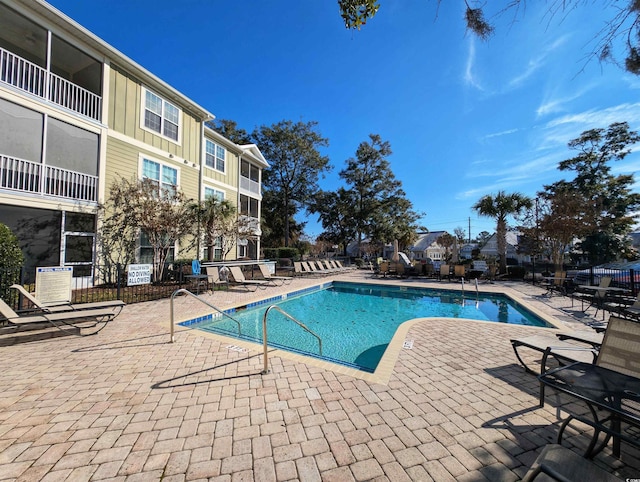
262,305,323,374
169,289,242,343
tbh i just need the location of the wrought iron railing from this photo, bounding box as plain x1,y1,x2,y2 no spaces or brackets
0,47,101,121
0,154,98,202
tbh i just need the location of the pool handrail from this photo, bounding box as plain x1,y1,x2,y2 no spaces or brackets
169,288,242,343
262,305,323,374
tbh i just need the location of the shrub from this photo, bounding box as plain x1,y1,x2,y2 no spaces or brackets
278,247,299,259
0,223,24,302
263,248,278,259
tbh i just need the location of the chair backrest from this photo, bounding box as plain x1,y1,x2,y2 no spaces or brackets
257,264,271,278
440,264,450,276
303,261,317,272
10,284,46,309
379,261,389,273
0,299,19,320
599,276,612,288
229,266,246,282
454,265,465,277
191,259,201,275
596,316,640,377
293,262,303,274
205,266,219,282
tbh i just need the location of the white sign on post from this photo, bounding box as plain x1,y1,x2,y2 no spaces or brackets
35,266,73,306
127,264,152,286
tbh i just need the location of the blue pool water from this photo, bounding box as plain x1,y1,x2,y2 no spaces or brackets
183,282,551,373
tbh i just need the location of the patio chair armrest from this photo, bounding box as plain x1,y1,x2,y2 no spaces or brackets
540,346,598,374
523,463,573,482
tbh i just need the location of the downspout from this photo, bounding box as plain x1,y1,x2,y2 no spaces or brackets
197,119,205,260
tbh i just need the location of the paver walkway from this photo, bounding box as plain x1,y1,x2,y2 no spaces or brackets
0,270,638,481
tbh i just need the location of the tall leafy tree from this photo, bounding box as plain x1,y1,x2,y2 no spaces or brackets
206,119,252,144
102,177,195,281
253,120,330,247
309,188,358,255
473,191,532,273
338,1,640,74
339,134,421,255
554,122,640,264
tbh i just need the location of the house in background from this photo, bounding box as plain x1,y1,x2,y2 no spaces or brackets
0,0,265,281
479,231,530,265
407,231,449,262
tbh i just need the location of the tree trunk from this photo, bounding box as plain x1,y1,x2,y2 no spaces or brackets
497,218,507,274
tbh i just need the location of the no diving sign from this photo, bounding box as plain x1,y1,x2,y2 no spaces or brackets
127,264,152,286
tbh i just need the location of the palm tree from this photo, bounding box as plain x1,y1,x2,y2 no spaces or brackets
195,196,237,261
473,191,532,274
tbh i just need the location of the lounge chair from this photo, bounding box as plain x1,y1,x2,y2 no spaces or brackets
0,298,118,335
256,263,292,285
438,264,450,281
302,261,327,276
318,260,340,273
228,266,269,291
571,275,612,311
334,260,355,271
293,262,307,276
522,443,621,482
511,330,601,375
538,316,640,457
205,266,229,290
541,271,567,297
10,284,124,314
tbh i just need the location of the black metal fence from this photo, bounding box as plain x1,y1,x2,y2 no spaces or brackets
0,262,198,311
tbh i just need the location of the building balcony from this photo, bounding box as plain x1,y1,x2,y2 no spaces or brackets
240,176,261,196
0,47,102,121
1,154,98,203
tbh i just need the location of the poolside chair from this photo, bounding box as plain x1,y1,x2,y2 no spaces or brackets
334,260,355,271
439,264,450,281
522,443,621,482
302,261,326,276
319,260,340,274
293,262,307,276
0,298,118,335
571,275,611,311
228,266,269,291
511,330,601,375
10,284,124,315
256,263,292,285
205,266,229,291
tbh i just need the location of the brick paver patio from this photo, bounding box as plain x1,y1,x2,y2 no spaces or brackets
1,270,638,481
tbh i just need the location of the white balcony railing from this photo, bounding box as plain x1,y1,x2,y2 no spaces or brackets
0,47,102,121
1,154,98,202
240,176,261,196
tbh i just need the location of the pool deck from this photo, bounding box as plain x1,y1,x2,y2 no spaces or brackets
1,269,638,481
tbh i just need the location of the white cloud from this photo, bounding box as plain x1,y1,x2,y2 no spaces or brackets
483,128,519,140
464,38,484,91
507,36,569,90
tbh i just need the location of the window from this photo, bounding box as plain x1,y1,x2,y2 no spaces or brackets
143,89,180,142
139,231,175,265
204,186,224,200
241,160,260,182
205,139,225,172
213,236,222,261
240,194,259,218
142,158,178,197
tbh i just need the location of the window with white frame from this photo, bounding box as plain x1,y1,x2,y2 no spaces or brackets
205,139,225,172
240,194,259,218
143,89,180,142
142,158,178,197
204,186,225,201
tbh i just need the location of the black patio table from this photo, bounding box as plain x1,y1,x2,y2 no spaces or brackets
538,361,640,458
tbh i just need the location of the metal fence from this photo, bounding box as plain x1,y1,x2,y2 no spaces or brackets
0,262,198,312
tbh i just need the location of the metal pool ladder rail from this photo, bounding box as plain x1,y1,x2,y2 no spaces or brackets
170,289,241,343
262,305,322,374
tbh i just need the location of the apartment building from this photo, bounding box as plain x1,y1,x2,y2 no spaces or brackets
0,0,265,281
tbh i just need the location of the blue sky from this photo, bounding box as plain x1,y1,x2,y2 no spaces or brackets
48,0,640,239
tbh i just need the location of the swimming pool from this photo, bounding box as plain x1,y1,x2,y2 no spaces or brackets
181,281,552,373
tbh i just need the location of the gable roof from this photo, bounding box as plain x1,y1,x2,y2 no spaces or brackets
409,231,448,252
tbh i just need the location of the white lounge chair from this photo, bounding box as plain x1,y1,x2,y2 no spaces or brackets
256,264,292,285
10,284,124,315
228,266,269,291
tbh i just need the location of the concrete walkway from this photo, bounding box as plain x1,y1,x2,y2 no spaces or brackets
0,270,638,481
